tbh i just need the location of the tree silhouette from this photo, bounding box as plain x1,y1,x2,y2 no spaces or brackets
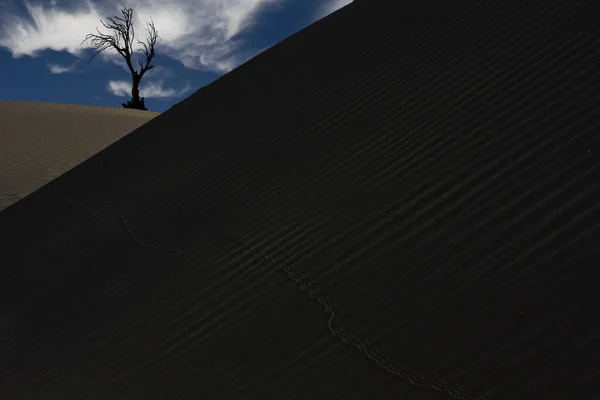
82,6,158,111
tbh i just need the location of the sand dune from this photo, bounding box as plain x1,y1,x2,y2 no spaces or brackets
0,0,598,399
0,101,159,212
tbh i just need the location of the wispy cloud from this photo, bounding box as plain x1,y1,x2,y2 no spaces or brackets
47,60,79,74
0,0,282,73
315,0,352,20
152,65,175,78
0,0,104,57
107,79,191,99
47,63,73,74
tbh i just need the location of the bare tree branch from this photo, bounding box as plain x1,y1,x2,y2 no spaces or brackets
135,18,158,77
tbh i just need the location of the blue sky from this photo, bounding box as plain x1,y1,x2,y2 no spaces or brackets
0,0,352,112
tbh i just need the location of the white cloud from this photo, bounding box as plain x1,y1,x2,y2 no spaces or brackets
47,63,73,74
0,0,282,73
47,60,79,74
315,0,352,20
107,79,191,98
152,65,175,78
0,0,104,57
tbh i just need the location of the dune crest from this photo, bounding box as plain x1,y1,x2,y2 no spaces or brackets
0,100,159,212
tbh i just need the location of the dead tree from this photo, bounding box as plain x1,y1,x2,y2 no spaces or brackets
82,6,158,111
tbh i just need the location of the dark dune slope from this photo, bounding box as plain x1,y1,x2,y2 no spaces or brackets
1,0,599,398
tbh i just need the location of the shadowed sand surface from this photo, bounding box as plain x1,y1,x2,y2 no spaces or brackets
0,101,159,212
0,0,599,399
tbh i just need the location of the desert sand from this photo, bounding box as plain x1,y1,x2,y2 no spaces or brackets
0,100,159,212
0,0,598,398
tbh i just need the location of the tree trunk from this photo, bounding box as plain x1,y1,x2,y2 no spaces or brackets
131,74,141,104
122,73,148,110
